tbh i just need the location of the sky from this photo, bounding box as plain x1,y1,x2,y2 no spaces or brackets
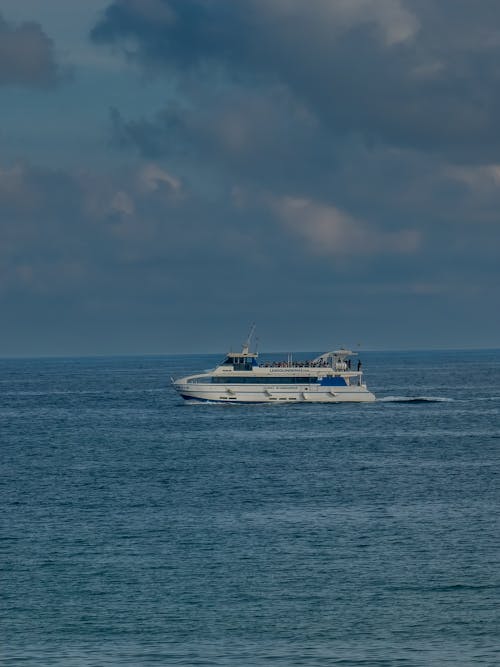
1,0,499,355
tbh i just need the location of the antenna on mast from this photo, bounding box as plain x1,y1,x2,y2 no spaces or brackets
242,323,256,354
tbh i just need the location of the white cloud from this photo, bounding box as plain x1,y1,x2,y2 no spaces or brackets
274,196,420,256
257,0,419,46
446,164,500,190
138,163,181,193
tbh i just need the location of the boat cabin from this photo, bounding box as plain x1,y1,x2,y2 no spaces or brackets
220,352,258,371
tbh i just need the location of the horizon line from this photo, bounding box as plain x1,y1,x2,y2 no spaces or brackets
1,345,499,360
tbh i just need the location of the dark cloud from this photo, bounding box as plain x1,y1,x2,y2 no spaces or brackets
0,12,63,87
91,0,500,162
107,84,337,196
4,1,498,354
87,1,500,352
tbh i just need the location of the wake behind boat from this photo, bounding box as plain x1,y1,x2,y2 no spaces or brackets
172,330,375,404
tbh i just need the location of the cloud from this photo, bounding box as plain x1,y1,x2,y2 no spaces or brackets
0,159,256,298
0,12,62,86
110,190,135,216
274,196,420,257
92,0,419,60
253,0,419,46
1,153,500,353
138,163,182,193
446,164,500,191
107,86,337,203
3,2,500,352
89,1,500,302
91,0,500,162
116,0,175,26
0,158,421,305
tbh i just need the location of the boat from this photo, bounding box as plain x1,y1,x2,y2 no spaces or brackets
172,328,376,403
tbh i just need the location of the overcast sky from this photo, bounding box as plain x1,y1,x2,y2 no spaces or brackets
1,0,499,355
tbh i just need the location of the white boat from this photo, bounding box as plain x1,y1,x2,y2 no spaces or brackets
172,329,375,404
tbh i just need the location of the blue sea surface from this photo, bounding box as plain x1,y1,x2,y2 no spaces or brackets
1,350,499,666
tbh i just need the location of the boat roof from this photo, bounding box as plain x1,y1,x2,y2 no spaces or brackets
225,350,258,358
313,348,356,362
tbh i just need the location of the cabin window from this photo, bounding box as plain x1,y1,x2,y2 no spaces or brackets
233,358,254,371
211,376,318,384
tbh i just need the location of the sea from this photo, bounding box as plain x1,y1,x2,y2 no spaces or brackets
1,349,499,666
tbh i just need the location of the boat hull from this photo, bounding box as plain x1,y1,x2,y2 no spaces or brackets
174,382,375,403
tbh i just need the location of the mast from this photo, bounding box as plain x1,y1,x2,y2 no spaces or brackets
242,323,256,355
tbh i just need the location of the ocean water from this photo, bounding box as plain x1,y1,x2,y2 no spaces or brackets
1,350,499,666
